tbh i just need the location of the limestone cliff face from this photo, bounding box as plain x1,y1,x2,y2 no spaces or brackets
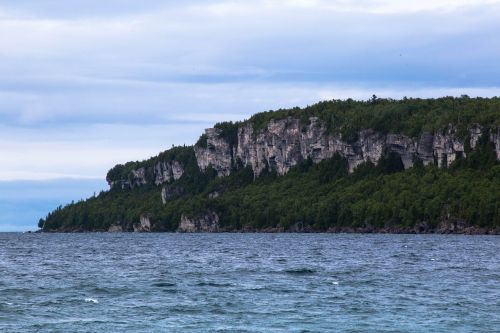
154,161,184,185
490,127,500,160
194,128,234,176
109,117,499,190
109,160,184,189
133,214,152,232
177,211,220,232
195,118,500,176
130,168,147,187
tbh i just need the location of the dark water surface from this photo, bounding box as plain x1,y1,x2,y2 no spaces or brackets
0,233,499,332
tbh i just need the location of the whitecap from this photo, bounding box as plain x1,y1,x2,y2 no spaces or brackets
84,298,99,304
332,281,339,285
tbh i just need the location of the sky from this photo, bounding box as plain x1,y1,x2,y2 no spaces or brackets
1,0,500,230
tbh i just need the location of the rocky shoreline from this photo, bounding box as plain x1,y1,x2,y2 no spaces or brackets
39,226,500,235
39,209,500,235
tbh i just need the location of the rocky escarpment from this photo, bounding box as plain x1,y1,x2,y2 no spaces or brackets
195,118,500,176
115,118,499,189
154,161,184,185
39,97,500,234
108,160,184,189
194,128,234,177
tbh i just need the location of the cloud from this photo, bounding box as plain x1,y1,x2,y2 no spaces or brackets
0,0,499,230
0,0,499,182
0,122,208,180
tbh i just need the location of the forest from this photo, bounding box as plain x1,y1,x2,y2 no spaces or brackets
39,96,500,233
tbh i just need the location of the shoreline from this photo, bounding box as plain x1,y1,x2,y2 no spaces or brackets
38,226,500,235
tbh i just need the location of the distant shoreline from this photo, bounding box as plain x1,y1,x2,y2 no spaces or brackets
38,97,500,235
38,226,500,235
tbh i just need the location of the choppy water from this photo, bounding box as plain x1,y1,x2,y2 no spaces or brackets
0,233,499,332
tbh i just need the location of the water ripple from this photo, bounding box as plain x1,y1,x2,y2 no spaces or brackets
0,233,499,332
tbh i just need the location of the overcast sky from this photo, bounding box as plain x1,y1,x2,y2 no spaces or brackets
1,0,499,230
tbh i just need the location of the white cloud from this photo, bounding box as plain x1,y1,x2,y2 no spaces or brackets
1,82,498,181
0,0,499,181
1,0,499,230
193,0,500,16
0,123,204,180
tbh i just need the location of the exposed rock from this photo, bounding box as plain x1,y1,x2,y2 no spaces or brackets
413,221,430,233
287,221,314,233
433,126,465,167
154,161,184,185
108,223,123,232
130,167,147,187
133,214,152,232
177,211,220,232
437,218,469,234
196,118,498,177
236,118,329,176
194,128,234,177
416,132,435,166
208,191,220,199
109,180,131,189
110,160,184,190
490,127,500,160
469,124,483,149
386,134,417,169
161,185,184,204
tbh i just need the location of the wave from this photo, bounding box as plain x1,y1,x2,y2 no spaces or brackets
152,282,176,287
195,282,233,287
84,298,99,304
283,268,317,275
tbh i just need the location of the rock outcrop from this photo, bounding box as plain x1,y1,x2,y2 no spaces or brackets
177,211,220,232
194,128,234,176
491,127,500,160
130,167,147,187
110,118,499,188
106,117,499,234
109,160,184,190
161,185,184,204
195,118,499,176
154,161,184,185
108,224,123,232
133,214,152,232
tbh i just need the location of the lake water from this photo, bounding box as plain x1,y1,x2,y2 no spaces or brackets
0,233,499,332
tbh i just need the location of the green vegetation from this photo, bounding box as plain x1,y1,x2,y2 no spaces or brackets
195,134,208,148
39,139,499,232
106,146,195,184
193,121,241,150
39,97,500,232
248,96,500,140
213,121,240,149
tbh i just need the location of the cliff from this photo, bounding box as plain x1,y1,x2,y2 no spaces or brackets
195,120,497,176
107,120,498,190
40,96,500,233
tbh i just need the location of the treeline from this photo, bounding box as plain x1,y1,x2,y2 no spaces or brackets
106,146,196,185
107,96,500,186
248,96,500,141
